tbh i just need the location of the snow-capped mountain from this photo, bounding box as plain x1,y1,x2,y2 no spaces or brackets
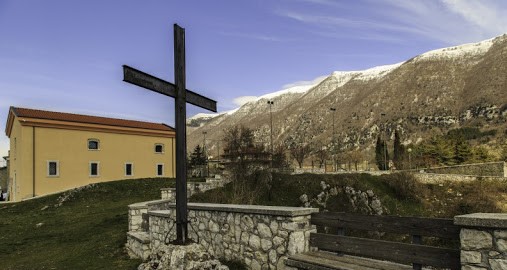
188,34,507,157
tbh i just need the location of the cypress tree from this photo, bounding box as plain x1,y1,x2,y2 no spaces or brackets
375,135,385,170
393,130,404,169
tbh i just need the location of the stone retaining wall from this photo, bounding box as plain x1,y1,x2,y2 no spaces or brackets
293,168,325,174
413,173,506,184
128,199,174,232
148,203,318,269
161,176,230,200
455,213,507,270
425,162,506,177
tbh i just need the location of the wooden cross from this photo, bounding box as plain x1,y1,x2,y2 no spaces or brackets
122,24,217,244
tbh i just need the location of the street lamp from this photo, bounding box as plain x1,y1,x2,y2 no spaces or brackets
408,148,412,170
268,101,274,167
330,108,336,171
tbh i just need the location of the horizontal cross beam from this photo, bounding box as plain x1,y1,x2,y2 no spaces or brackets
123,65,217,112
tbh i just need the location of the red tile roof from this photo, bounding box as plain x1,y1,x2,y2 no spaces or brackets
10,107,174,132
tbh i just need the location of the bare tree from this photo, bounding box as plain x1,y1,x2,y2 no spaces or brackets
347,150,364,171
314,145,329,168
290,143,311,168
222,125,269,202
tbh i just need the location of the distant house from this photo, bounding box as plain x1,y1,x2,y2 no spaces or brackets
4,107,176,202
0,166,7,195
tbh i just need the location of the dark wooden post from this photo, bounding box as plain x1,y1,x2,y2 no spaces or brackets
174,24,188,244
122,24,216,245
412,234,422,270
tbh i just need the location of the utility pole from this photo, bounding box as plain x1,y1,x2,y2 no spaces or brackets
330,107,336,171
268,100,274,167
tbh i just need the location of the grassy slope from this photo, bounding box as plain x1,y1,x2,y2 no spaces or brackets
1,173,505,269
191,172,507,218
0,178,175,270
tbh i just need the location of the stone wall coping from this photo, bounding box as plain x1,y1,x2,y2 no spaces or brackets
454,213,507,228
426,161,504,170
129,199,173,210
149,210,172,218
149,203,319,217
416,172,506,179
127,231,151,244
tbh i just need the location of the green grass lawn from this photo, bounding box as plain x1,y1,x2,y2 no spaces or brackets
0,178,175,270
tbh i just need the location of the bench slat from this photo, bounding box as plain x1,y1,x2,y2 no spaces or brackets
310,233,460,269
288,253,380,270
311,212,460,239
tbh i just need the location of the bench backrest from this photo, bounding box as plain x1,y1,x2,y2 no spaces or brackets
311,212,461,270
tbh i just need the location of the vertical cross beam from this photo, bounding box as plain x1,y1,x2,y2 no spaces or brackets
174,24,188,244
122,24,216,245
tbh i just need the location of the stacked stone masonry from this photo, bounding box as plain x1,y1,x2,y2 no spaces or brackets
148,204,318,270
425,162,506,177
413,173,506,184
160,175,230,200
455,213,507,270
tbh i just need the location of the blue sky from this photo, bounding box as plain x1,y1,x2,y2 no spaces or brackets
1,0,507,163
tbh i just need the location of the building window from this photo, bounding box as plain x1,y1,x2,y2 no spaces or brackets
157,164,164,176
155,144,164,153
90,162,99,177
125,163,133,176
88,139,100,150
47,161,59,177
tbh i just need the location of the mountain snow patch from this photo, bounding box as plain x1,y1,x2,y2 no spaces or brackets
256,76,327,101
332,62,403,83
415,38,494,61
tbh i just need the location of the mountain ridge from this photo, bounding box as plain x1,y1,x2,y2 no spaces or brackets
188,34,507,161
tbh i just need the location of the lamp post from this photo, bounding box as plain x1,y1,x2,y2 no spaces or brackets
268,100,274,167
202,131,208,176
330,108,336,171
408,148,412,171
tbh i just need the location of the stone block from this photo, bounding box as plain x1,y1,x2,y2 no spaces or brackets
260,239,272,251
258,223,272,238
461,229,493,250
496,239,507,253
287,231,305,255
455,213,507,229
494,230,507,239
461,250,482,264
249,235,261,250
461,265,488,270
490,259,507,270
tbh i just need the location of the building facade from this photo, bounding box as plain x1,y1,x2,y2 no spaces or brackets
5,107,176,202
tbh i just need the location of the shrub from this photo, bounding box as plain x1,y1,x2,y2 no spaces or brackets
380,173,429,202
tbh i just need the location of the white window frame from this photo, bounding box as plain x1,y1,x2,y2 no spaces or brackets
89,161,100,177
156,163,164,176
47,160,59,177
154,143,164,154
88,139,100,151
125,162,133,177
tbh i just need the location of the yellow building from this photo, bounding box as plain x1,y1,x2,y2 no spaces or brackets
4,107,175,202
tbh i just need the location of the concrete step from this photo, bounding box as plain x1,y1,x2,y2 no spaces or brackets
126,231,151,260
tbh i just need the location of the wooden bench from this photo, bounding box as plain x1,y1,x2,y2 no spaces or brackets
286,212,461,270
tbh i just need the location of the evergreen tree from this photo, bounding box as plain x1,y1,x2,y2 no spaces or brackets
189,144,207,167
375,135,389,170
393,130,405,169
453,136,472,164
